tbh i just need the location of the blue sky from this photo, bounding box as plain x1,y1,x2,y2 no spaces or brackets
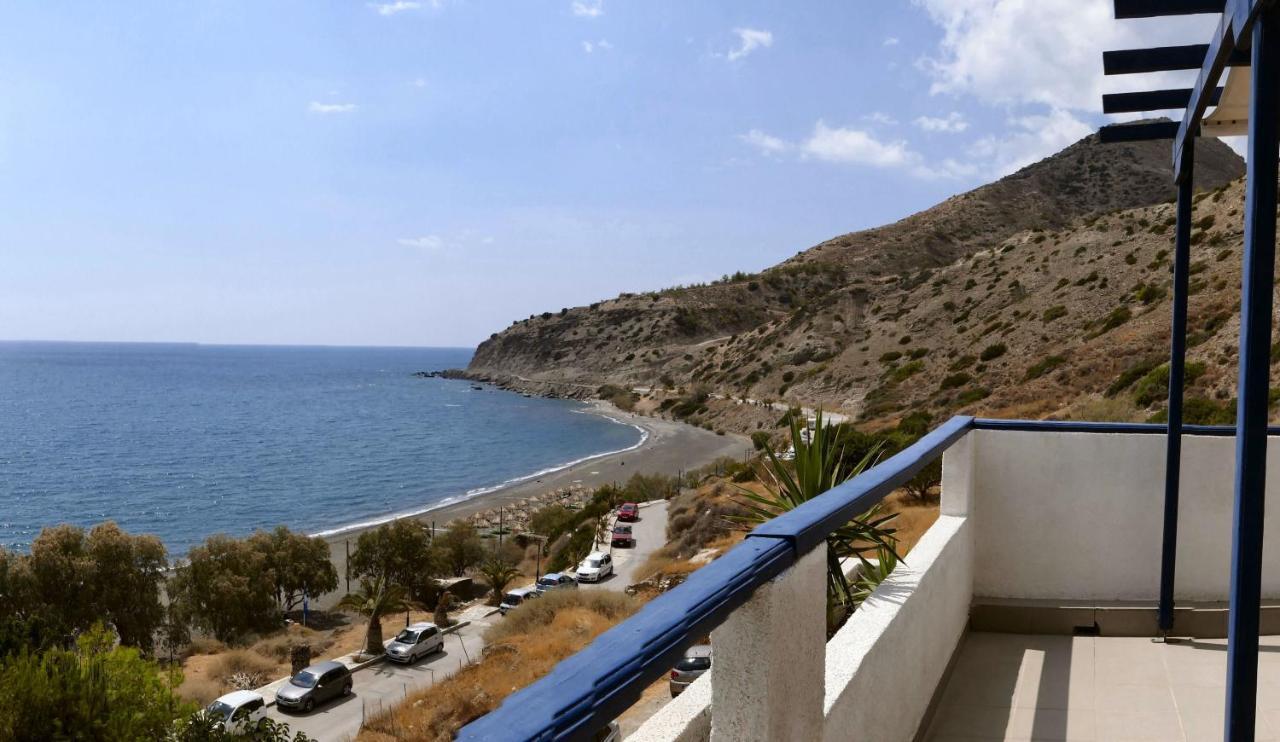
0,1,1221,347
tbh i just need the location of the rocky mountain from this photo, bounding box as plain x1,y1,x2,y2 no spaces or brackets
465,131,1248,434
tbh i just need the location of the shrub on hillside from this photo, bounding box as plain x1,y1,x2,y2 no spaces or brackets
979,343,1007,361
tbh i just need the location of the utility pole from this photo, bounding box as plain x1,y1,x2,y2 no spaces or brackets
345,540,350,594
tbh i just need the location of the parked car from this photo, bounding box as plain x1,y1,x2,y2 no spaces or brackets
204,690,266,733
576,552,613,583
386,621,444,664
617,502,639,522
535,572,578,594
669,645,712,697
500,586,540,614
275,660,352,713
611,524,635,548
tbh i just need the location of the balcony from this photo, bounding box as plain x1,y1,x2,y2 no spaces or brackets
458,418,1280,741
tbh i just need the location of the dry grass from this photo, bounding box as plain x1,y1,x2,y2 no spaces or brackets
358,591,640,741
251,623,336,663
882,491,940,553
184,636,226,658
209,649,278,689
176,676,224,706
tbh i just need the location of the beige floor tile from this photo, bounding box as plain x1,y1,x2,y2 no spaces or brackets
928,702,1020,738
1094,683,1177,715
1006,706,1096,740
1094,709,1186,741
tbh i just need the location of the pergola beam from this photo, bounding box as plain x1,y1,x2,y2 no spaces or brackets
1103,43,1250,74
1099,121,1182,141
1115,0,1225,18
1102,86,1223,112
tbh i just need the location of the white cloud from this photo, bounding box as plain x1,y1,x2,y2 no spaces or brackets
737,120,978,181
582,39,612,53
572,0,603,17
801,121,916,168
397,236,445,249
738,129,792,156
370,1,420,15
883,37,900,46
727,28,773,62
308,101,357,114
410,78,427,88
864,111,899,126
914,112,969,133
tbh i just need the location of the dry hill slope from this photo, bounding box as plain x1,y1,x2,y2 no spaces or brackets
466,132,1248,434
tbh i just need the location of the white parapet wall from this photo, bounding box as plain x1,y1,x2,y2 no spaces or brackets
970,428,1280,602
822,513,973,742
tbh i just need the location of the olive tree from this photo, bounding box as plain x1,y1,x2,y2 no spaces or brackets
349,520,437,602
248,527,338,613
169,535,278,643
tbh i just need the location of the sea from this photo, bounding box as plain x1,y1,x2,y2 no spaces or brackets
0,342,643,554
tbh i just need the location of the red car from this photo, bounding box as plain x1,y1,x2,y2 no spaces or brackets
611,524,635,548
617,503,639,522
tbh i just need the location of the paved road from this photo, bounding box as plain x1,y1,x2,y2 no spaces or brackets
265,614,492,741
578,499,669,591
268,501,669,741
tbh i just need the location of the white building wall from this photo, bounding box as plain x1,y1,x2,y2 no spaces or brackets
971,429,1280,601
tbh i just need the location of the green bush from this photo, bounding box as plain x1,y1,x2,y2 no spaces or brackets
979,343,1007,361
1098,306,1133,333
1025,355,1067,381
878,351,902,363
1042,305,1068,323
1132,361,1208,407
957,387,991,405
888,360,924,383
0,626,194,740
940,372,972,390
949,355,976,372
1106,358,1162,396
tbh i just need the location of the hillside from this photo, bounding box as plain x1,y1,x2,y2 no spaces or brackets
465,131,1248,434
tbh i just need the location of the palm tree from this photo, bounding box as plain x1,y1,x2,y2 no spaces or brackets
477,558,522,606
734,409,900,635
337,577,414,656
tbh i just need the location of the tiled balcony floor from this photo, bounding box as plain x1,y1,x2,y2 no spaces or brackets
925,631,1280,741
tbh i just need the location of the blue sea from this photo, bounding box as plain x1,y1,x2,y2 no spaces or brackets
0,342,642,554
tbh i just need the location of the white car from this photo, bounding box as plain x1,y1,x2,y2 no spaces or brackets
500,586,541,614
205,690,266,733
385,621,444,664
576,552,614,583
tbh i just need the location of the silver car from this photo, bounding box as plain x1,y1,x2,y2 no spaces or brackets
275,660,352,713
669,645,712,697
535,572,578,594
385,622,444,664
499,586,540,614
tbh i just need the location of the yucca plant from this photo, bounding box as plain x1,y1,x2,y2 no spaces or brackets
734,409,901,634
850,544,900,609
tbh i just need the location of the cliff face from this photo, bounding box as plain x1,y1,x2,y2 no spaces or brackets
467,132,1247,431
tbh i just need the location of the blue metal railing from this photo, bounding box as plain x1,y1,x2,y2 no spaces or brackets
457,416,1277,740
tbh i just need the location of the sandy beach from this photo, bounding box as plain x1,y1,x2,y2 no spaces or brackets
314,403,750,607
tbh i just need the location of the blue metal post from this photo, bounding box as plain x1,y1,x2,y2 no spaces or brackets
1226,7,1280,739
1159,143,1194,635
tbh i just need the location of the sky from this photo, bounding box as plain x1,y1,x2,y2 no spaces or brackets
0,1,1226,347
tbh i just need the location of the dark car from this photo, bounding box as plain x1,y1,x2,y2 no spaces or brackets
669,645,712,696
617,503,639,522
274,660,352,713
611,524,634,548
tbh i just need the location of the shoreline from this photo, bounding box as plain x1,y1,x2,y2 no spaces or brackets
306,401,652,541
314,401,751,607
